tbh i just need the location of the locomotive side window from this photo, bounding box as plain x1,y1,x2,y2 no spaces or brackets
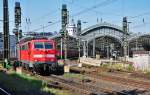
34,42,44,49
21,44,28,50
44,42,53,49
21,45,25,50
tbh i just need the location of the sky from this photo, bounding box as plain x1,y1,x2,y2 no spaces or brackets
0,0,150,35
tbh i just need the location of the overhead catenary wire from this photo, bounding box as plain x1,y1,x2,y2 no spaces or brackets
22,0,74,27
29,0,150,33
20,0,61,32
31,20,61,32
67,0,122,21
30,0,118,32
31,9,61,24
70,0,118,18
131,21,150,29
128,11,150,19
126,11,150,31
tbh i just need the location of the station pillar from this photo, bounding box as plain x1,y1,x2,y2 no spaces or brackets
83,41,87,58
93,38,95,58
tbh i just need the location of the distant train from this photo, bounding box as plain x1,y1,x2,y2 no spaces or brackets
16,36,60,73
56,49,79,59
55,41,79,59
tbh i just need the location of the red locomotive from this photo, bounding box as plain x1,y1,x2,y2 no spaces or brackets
17,36,59,73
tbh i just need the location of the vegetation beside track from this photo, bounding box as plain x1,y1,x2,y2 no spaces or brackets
63,73,84,80
0,70,72,95
99,63,134,72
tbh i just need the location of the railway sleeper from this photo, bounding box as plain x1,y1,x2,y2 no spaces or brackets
47,82,62,89
89,92,108,95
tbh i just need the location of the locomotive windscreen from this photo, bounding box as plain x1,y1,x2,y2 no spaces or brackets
34,42,53,49
45,42,53,49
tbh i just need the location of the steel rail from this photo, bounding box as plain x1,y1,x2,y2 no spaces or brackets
0,88,11,95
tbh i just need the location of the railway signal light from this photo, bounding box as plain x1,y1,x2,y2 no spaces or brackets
60,29,65,36
19,29,22,39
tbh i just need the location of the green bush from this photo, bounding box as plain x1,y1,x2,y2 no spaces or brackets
0,71,71,95
127,64,134,71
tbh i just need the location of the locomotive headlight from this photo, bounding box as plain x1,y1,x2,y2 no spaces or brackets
33,54,55,58
33,54,43,58
46,54,55,58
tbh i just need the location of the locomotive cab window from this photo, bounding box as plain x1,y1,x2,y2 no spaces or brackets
34,42,53,49
34,42,44,49
44,42,53,49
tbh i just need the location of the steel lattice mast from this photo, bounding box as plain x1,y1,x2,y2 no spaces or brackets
61,4,69,60
13,2,22,42
123,17,128,61
3,0,9,66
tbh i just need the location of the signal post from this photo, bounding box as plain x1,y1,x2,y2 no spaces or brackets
122,17,128,62
13,2,22,72
61,4,70,72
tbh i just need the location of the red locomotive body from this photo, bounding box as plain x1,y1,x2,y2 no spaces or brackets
17,37,58,72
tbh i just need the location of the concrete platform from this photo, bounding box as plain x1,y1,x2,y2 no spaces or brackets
80,57,121,66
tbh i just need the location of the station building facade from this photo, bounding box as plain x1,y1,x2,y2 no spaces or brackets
0,32,16,59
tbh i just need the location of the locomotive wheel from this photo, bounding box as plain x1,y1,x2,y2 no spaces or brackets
48,65,55,74
33,65,37,73
33,65,42,74
53,65,64,75
58,65,64,75
32,64,48,75
39,67,49,75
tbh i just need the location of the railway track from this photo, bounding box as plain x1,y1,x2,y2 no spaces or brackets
49,75,132,95
99,74,150,90
22,68,131,95
23,69,91,95
85,63,150,81
70,67,150,90
0,87,11,95
38,75,91,95
49,75,130,95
